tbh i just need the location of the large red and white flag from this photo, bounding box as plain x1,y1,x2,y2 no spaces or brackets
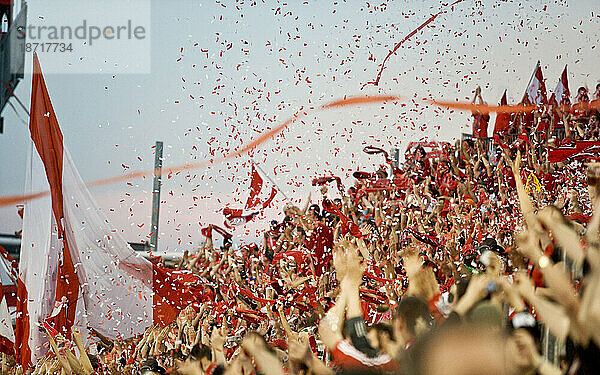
523,61,548,105
549,65,570,106
16,55,197,369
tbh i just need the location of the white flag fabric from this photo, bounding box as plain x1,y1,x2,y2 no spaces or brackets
550,65,570,106
0,279,15,355
524,61,548,105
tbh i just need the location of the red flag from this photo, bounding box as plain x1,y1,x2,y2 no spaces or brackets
547,141,600,163
19,55,202,370
523,61,548,105
41,320,60,341
223,165,277,229
353,171,375,180
245,164,263,209
211,224,232,240
519,62,547,133
493,90,511,135
223,207,258,229
312,176,344,194
244,164,277,210
549,65,570,106
322,199,362,238
201,224,213,239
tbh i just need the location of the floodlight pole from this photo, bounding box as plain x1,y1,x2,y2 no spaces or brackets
149,141,163,251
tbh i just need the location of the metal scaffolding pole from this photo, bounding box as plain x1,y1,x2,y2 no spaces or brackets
149,141,163,251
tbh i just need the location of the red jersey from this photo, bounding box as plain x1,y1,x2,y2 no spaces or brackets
331,340,399,374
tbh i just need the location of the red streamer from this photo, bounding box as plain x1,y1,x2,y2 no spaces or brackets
363,0,467,88
2,95,589,208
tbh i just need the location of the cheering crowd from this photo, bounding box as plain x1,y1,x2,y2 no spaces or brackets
10,83,600,375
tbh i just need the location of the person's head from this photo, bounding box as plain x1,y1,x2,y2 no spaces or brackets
139,357,166,375
577,86,589,102
366,322,394,353
449,276,471,305
187,344,212,371
284,204,297,218
393,296,433,342
467,301,504,332
308,204,321,220
505,325,541,375
593,82,600,99
408,324,507,375
292,226,306,246
415,145,427,159
222,237,232,251
376,167,388,179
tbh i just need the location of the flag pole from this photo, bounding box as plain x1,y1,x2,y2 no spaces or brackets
250,158,292,203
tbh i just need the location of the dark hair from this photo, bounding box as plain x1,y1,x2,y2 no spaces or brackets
139,357,166,375
295,226,306,238
453,276,471,303
395,296,433,336
214,365,226,375
188,344,212,362
415,145,426,157
370,322,395,341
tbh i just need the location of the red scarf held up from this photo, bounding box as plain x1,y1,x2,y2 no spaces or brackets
201,224,233,240
363,146,392,164
547,141,600,163
312,176,345,195
322,199,363,238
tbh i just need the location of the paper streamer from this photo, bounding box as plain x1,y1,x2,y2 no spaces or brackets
363,0,467,88
2,95,596,207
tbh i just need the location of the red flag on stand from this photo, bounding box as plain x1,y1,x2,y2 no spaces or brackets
523,61,548,105
493,90,511,135
520,61,547,133
549,65,570,106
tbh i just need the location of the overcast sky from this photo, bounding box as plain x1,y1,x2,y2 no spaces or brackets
0,0,598,251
